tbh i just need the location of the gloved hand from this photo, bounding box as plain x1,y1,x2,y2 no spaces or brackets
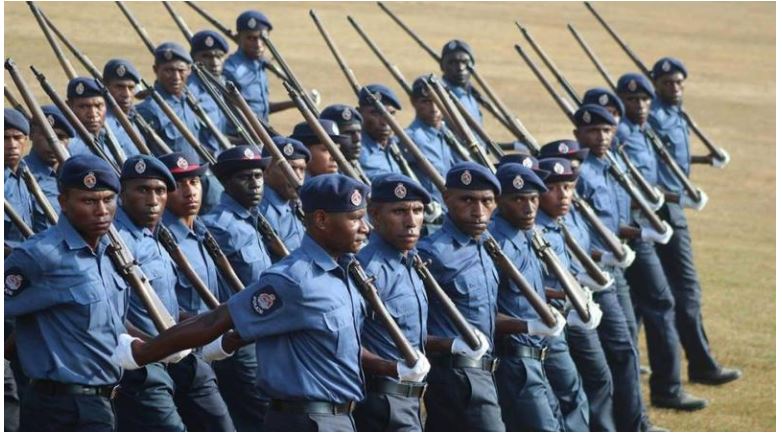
576,271,613,292
111,333,142,370
160,348,192,365
681,189,709,211
650,187,666,211
309,89,322,107
640,221,673,245
710,148,730,169
396,351,431,382
200,335,235,363
451,328,490,360
527,310,566,337
600,244,636,269
567,300,603,330
423,201,444,224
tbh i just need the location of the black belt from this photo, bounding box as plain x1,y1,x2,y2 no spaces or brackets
366,376,426,398
431,354,500,372
499,343,549,362
270,399,355,415
30,379,116,398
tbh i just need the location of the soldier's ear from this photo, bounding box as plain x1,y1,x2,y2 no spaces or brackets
312,210,328,230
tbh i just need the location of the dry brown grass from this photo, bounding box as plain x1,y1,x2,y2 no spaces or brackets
4,1,774,431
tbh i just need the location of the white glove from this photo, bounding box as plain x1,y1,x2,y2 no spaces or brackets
600,244,636,269
111,333,142,370
396,351,431,382
200,335,234,363
527,310,566,337
451,328,490,360
649,187,666,211
160,348,192,364
576,271,613,292
681,189,709,211
309,89,322,107
423,200,443,224
567,300,603,330
640,221,673,245
710,148,730,169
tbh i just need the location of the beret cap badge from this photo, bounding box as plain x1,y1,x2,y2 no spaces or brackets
75,82,85,95
84,172,97,188
512,175,525,190
553,163,565,175
394,183,407,199
176,157,189,169
135,160,147,174
460,170,472,185
350,189,363,206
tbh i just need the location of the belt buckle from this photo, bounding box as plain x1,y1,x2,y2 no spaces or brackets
110,385,120,400
540,347,549,362
489,357,500,373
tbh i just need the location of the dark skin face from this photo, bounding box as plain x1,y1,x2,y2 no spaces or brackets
655,71,685,106
498,192,539,230
539,180,576,219
68,96,106,134
359,104,395,145
369,200,425,254
306,144,338,176
4,128,26,171
220,167,264,209
339,122,362,161
264,158,306,200
193,49,226,77
121,178,169,229
59,188,117,250
620,92,652,126
166,176,202,219
30,125,70,168
411,95,442,128
573,124,615,158
307,208,370,258
238,29,268,60
153,60,191,96
444,188,496,238
106,78,137,114
441,50,472,87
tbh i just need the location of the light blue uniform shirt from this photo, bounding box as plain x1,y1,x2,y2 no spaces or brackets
23,152,60,233
223,51,270,122
617,118,659,185
259,186,305,260
4,164,34,248
649,99,690,194
359,132,403,181
405,118,461,205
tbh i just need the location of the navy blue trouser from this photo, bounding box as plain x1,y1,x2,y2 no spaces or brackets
354,388,424,431
627,239,683,398
167,353,235,431
424,365,505,431
566,322,616,431
594,282,644,432
4,360,19,432
115,362,186,431
20,385,115,431
212,344,268,431
496,354,562,431
656,202,720,376
264,409,355,431
543,333,590,432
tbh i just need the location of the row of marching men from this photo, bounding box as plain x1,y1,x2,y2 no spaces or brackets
4,8,739,433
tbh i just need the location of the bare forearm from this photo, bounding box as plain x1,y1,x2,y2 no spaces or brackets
361,348,397,378
425,335,455,354
496,312,529,335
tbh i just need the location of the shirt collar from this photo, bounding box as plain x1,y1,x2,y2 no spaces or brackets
442,214,485,247
299,234,340,273
57,213,109,255
116,207,154,240
154,81,184,102
367,232,414,268
162,210,197,241
219,192,253,219
534,210,560,230
23,152,55,176
262,185,287,212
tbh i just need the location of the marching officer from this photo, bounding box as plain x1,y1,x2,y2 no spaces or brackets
113,173,383,432
440,39,482,126
4,108,34,248
101,59,144,157
289,119,343,178
649,57,741,386
188,30,230,140
357,84,404,180
489,163,571,431
417,162,504,431
354,173,432,431
5,155,126,431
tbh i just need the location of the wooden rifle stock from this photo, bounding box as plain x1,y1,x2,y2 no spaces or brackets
27,2,77,80
348,260,418,367
260,34,319,115
647,130,702,202
571,192,627,260
115,1,156,53
567,24,617,92
516,22,580,104
203,233,245,293
158,227,220,309
558,219,611,287
604,152,667,234
191,64,256,146
20,167,58,225
4,200,34,239
162,1,194,41
617,146,664,207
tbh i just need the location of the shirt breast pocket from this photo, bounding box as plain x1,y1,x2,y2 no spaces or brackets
67,281,108,331
384,295,419,335
323,305,356,357
452,274,484,319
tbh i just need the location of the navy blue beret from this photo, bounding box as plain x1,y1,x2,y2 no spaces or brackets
441,39,475,64
212,145,267,176
371,173,431,204
496,163,547,194
236,10,272,32
652,57,687,80
290,119,347,146
358,84,402,110
265,136,311,162
121,154,176,191
41,104,75,138
539,139,589,162
300,173,369,213
159,150,208,179
4,108,29,135
616,73,655,98
191,30,230,54
58,154,120,193
446,162,501,195
320,104,362,127
574,104,617,127
67,77,102,99
410,75,434,100
538,158,579,183
103,59,141,84
154,42,192,65
583,88,625,119
497,154,551,183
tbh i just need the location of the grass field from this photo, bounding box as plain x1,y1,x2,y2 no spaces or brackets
4,1,775,431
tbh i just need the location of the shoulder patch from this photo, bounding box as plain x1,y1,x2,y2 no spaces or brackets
251,286,282,316
4,267,29,297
